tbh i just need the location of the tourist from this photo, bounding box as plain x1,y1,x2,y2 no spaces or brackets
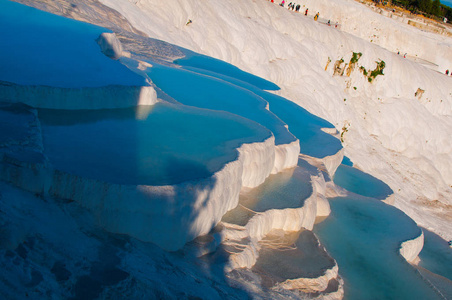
296,4,301,12
446,70,450,75
314,12,319,21
305,8,308,15
280,0,285,7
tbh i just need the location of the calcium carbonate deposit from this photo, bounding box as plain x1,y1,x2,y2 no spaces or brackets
0,0,451,299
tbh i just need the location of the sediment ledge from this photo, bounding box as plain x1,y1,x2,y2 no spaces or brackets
275,264,339,292
0,81,158,109
321,148,344,179
272,140,300,174
400,231,424,263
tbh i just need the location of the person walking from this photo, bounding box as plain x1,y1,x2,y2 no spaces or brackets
305,8,308,15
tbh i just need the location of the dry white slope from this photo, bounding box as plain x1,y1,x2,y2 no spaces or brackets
101,0,452,241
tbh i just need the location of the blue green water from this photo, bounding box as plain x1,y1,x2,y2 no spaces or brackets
341,156,353,166
314,196,440,300
0,0,145,88
172,54,342,158
175,51,280,91
147,63,296,146
333,164,393,200
39,102,271,185
419,229,452,281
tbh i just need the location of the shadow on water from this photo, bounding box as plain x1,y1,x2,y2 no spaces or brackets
36,100,264,298
37,106,249,298
38,102,269,186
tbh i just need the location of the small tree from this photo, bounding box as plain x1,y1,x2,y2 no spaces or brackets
431,0,441,16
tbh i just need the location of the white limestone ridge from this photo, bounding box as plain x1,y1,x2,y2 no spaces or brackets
400,231,425,263
0,81,158,109
96,32,123,60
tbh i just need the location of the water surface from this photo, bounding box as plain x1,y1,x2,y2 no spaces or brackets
314,196,440,300
170,53,342,158
333,164,393,200
40,102,271,185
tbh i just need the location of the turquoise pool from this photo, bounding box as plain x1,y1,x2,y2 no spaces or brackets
314,196,440,300
39,102,271,186
171,53,342,158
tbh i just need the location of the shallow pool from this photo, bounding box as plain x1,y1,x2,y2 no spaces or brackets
333,164,393,200
147,63,296,146
253,230,335,285
175,51,280,91
169,54,342,158
419,229,452,281
222,161,312,226
39,102,271,186
314,196,440,300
